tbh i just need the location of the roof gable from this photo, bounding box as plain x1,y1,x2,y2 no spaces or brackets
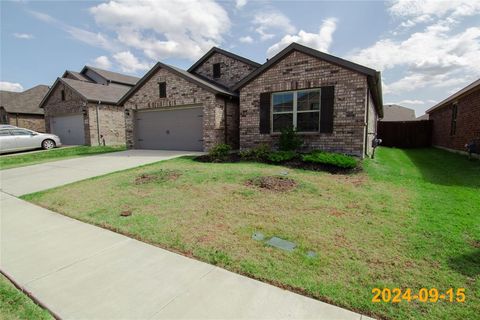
187,47,261,73
118,62,237,105
39,78,130,108
232,42,383,117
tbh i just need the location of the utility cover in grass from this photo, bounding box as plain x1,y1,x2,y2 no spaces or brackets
266,237,296,252
252,232,265,241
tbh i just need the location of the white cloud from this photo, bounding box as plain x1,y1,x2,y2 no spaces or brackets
113,51,151,73
349,23,480,94
90,0,230,61
30,10,118,52
13,33,34,39
267,18,337,58
239,35,253,44
386,99,425,105
235,0,247,9
0,81,24,92
92,56,112,69
253,11,296,41
390,0,480,21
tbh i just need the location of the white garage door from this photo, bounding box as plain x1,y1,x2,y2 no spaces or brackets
50,114,85,145
135,107,203,151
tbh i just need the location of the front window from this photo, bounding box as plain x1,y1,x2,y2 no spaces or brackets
271,89,321,133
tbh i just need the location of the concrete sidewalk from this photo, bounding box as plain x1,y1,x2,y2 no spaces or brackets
0,150,373,319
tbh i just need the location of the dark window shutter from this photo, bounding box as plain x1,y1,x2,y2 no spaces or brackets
159,82,166,98
213,63,221,78
320,86,334,133
259,92,271,134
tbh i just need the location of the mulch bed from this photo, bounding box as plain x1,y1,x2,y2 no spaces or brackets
194,153,358,174
245,176,297,192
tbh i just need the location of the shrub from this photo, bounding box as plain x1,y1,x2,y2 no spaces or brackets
267,150,297,163
302,151,358,169
239,143,271,161
208,143,231,161
279,127,303,151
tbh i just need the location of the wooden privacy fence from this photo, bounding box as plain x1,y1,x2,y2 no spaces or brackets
377,120,432,148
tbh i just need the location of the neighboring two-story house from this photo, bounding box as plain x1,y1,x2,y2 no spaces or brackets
40,66,139,145
120,43,383,157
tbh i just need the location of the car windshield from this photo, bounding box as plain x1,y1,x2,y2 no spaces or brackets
10,129,33,136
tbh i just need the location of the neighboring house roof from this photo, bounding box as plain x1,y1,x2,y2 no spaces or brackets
118,61,237,105
80,66,140,86
416,114,429,120
231,42,383,117
39,78,131,108
62,70,92,82
187,47,261,73
0,85,49,115
381,104,416,121
426,78,480,113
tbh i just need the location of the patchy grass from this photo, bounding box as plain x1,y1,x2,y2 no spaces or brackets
0,274,53,320
23,148,480,319
0,145,126,170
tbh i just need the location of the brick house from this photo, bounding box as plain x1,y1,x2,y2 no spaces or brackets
40,66,138,145
426,78,480,154
0,85,49,132
121,43,383,157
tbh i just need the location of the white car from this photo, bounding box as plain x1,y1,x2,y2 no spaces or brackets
0,128,62,154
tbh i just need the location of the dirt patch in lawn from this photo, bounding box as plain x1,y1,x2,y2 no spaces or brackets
134,169,181,185
245,176,297,192
120,210,132,217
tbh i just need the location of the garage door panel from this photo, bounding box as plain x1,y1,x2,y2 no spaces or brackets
50,114,85,145
135,107,203,151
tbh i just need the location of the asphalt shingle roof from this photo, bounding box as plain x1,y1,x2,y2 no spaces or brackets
0,85,49,115
61,78,131,104
84,66,140,86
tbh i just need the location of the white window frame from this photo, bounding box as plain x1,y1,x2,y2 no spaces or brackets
271,88,322,134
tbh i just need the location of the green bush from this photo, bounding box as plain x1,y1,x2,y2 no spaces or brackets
279,127,303,151
302,151,358,169
208,143,231,161
239,143,271,161
267,151,297,163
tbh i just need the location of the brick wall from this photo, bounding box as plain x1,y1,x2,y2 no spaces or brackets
239,50,370,157
123,66,238,151
192,52,257,89
43,82,125,146
8,114,45,132
87,103,126,146
429,88,480,151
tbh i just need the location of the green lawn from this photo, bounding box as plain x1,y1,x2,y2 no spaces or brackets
23,147,479,319
0,274,53,320
0,145,126,170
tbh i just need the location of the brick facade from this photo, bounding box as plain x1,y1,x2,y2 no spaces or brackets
43,82,125,146
191,52,257,89
123,66,238,151
7,113,45,132
239,50,374,157
429,88,480,151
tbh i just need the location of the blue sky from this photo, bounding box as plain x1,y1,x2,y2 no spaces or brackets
1,0,479,115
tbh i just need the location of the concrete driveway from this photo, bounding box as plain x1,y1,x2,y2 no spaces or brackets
0,149,201,196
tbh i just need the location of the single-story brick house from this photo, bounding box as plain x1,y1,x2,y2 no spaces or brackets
40,66,139,145
426,78,480,154
0,85,49,132
120,43,383,157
